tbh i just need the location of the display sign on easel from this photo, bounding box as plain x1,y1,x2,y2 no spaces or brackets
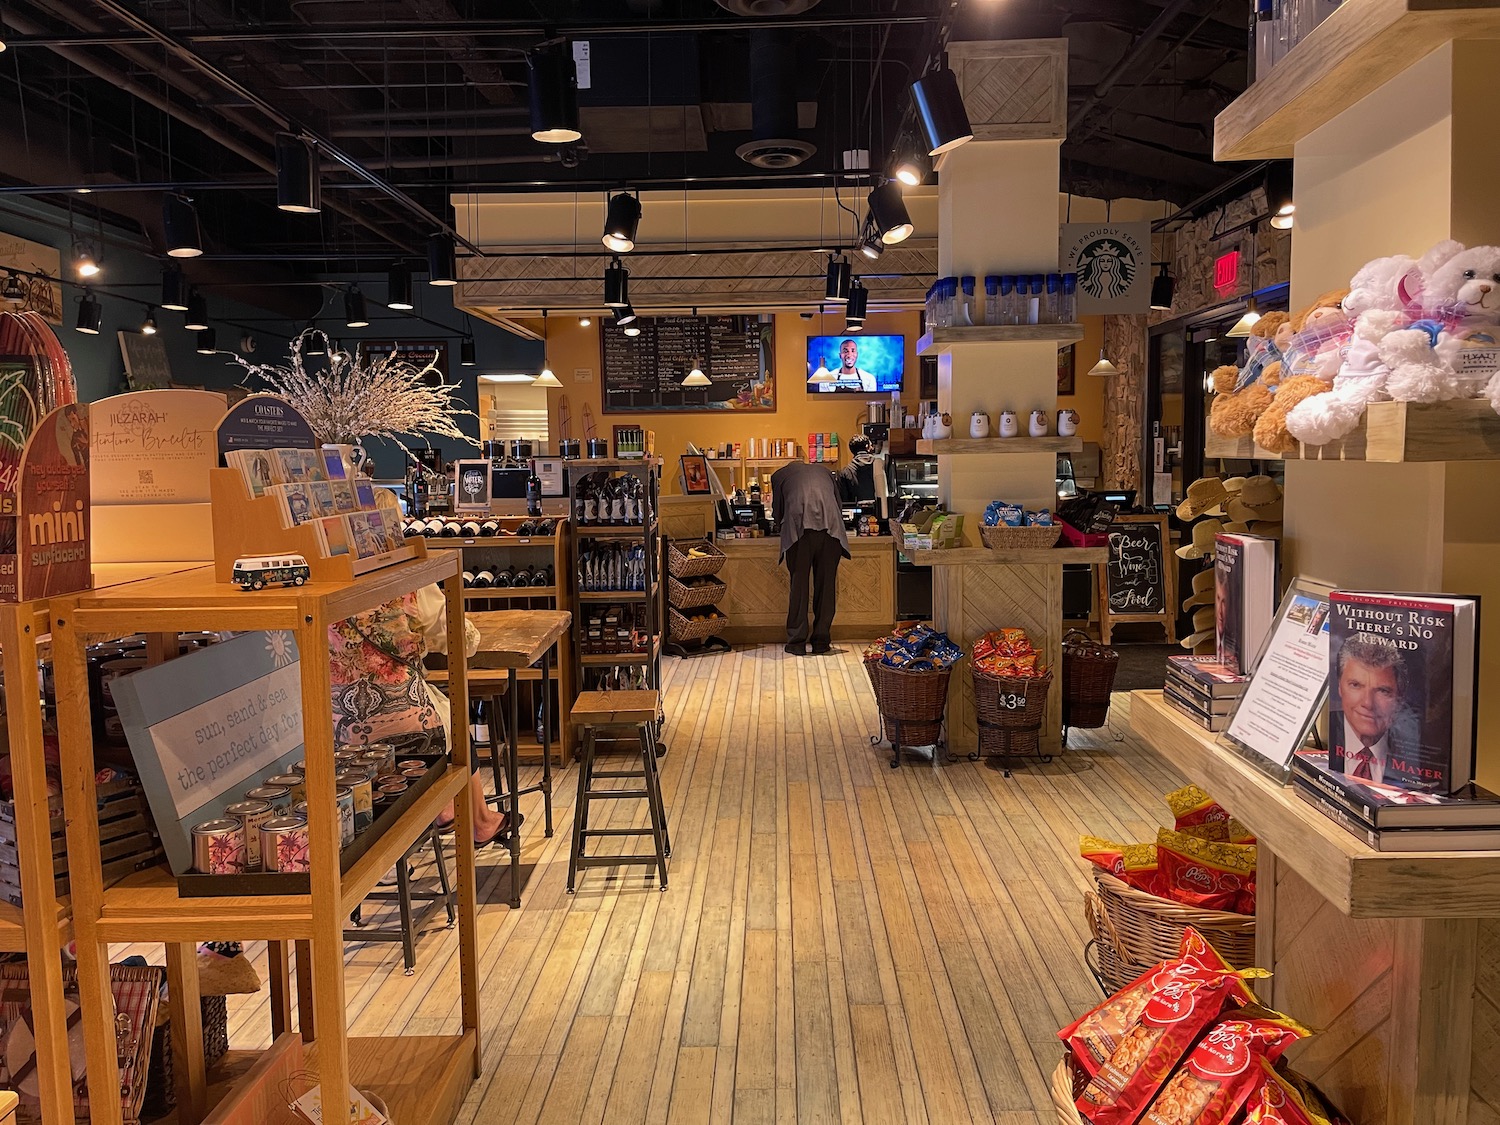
3,403,92,602
1099,514,1175,643
216,394,318,459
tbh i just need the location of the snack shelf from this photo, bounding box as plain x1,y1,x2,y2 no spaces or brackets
917,323,1084,355
915,436,1082,456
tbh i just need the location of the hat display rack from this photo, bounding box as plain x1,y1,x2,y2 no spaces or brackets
1173,474,1284,653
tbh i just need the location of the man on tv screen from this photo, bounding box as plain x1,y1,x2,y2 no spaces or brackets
831,338,877,392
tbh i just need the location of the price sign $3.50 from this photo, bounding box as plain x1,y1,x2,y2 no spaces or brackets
996,691,1030,710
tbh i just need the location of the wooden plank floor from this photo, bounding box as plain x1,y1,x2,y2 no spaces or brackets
122,648,1185,1124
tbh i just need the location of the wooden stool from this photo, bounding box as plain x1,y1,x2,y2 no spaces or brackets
345,824,457,974
567,690,670,893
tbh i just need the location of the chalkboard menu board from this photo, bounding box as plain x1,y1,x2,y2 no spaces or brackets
600,315,774,413
1105,519,1167,616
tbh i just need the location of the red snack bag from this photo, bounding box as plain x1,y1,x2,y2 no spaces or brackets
973,632,1000,662
1227,818,1257,846
1166,785,1231,832
1081,835,1165,897
1156,829,1256,913
1141,1009,1310,1124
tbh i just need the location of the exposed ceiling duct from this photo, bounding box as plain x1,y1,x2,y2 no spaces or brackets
736,29,816,169
715,0,823,14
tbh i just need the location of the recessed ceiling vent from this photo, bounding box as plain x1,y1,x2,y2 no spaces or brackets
736,28,816,169
714,0,822,16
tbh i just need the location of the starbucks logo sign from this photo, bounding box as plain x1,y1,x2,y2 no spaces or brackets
1060,222,1152,314
1077,236,1138,300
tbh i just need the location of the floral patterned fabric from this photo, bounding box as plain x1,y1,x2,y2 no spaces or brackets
329,591,442,745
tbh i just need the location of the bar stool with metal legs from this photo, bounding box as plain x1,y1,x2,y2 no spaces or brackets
567,690,670,893
345,823,457,974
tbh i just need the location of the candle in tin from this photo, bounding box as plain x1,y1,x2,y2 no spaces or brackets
400,765,427,780
191,819,245,875
266,772,305,804
223,800,273,868
261,816,310,873
335,786,355,846
364,742,397,774
396,759,427,772
290,759,307,775
337,769,374,833
245,785,290,815
377,778,408,797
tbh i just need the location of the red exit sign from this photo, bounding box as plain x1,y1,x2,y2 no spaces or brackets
1214,249,1241,291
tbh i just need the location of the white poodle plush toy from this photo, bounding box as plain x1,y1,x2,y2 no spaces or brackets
1285,252,1415,445
1380,241,1500,403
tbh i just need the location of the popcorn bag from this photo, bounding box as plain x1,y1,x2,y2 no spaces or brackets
1139,1007,1309,1124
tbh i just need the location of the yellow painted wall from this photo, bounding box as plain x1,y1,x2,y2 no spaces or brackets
1065,316,1107,447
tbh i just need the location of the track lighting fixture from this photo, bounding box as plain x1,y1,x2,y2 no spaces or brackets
911,67,974,157
163,193,203,258
602,192,642,253
140,307,158,335
579,316,592,328
196,328,217,355
1087,349,1119,377
1150,264,1175,312
75,292,102,335
868,182,914,246
161,267,190,312
613,304,637,327
183,293,209,332
274,133,321,214
460,337,476,366
427,234,457,286
846,279,869,328
303,325,326,356
824,255,851,303
1,274,22,303
1226,297,1262,339
604,257,630,308
624,324,641,337
73,241,100,279
528,40,582,144
345,287,370,329
387,265,414,311
892,140,931,187
1267,164,1294,230
859,223,885,261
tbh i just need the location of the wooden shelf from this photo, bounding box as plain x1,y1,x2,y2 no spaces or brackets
744,457,800,467
577,522,658,538
907,546,1107,566
1203,431,1281,461
465,585,558,598
428,535,557,548
578,588,654,602
571,456,660,469
580,637,662,666
1214,0,1500,160
1286,400,1500,464
1132,691,1500,918
915,436,1082,455
917,323,1084,355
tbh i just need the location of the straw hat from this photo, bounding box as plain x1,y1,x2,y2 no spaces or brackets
1176,477,1231,521
1182,569,1216,610
1250,520,1283,539
1181,606,1217,649
1226,495,1284,523
1175,518,1224,560
1237,475,1281,507
1221,521,1253,535
1205,476,1247,517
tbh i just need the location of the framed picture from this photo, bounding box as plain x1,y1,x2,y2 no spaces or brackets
535,457,565,497
680,454,712,495
1057,344,1076,396
453,459,491,511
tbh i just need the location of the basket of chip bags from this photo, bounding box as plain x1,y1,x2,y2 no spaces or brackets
970,628,1054,763
1061,629,1120,731
1079,786,1258,996
863,625,962,762
981,500,1061,550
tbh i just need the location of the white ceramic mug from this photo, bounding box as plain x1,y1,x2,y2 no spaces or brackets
970,411,991,439
997,410,1019,438
1029,409,1049,437
935,412,954,439
1057,409,1080,437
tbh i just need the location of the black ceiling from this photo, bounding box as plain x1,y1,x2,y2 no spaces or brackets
0,0,1249,287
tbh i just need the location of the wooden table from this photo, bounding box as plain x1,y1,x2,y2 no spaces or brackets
467,610,572,907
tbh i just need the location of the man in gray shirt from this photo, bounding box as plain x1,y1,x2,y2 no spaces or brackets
771,458,851,655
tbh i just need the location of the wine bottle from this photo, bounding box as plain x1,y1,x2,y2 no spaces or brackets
422,517,446,537
526,465,543,517
480,518,501,537
492,567,514,588
473,568,495,589
403,519,424,538
469,699,489,748
531,566,551,587
460,520,482,538
512,565,533,587
440,520,462,538
461,570,475,588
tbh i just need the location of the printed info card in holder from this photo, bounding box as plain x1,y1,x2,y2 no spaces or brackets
110,629,305,874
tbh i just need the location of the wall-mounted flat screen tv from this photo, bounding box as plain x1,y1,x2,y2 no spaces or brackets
806,335,905,393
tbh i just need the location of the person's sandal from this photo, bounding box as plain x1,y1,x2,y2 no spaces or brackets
475,812,524,851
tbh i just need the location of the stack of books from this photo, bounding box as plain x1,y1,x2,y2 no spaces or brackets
1163,654,1248,732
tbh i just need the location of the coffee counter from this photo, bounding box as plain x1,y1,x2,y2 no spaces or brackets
714,536,896,644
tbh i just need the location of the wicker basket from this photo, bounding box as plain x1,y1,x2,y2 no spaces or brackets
142,995,230,1119
667,538,727,579
980,524,1062,550
1051,1058,1086,1123
669,604,728,643
668,573,727,610
1084,869,1256,996
972,667,1053,761
1062,629,1120,731
864,655,952,750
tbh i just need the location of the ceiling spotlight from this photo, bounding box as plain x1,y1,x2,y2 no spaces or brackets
196,328,218,355
824,255,851,303
859,224,885,261
460,337,476,366
624,324,641,337
892,140,931,187
303,325,326,356
1226,297,1262,339
183,292,209,332
1087,349,1119,377
140,307,158,335
1267,164,1294,230
1,274,23,303
604,257,630,308
602,192,642,253
1150,264,1175,312
846,279,869,324
163,193,203,258
528,40,582,144
387,265,414,311
75,292,102,335
161,266,190,312
911,67,974,157
427,233,458,286
613,304,637,327
274,133,321,214
868,182,914,245
579,316,592,328
345,287,370,328
73,242,100,279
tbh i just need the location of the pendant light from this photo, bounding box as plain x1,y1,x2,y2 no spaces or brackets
846,278,869,327
604,257,630,308
195,328,217,355
682,308,710,387
427,234,457,286
868,182,914,246
460,337,476,366
1087,349,1119,377
161,266,190,312
387,265,414,311
1150,264,1175,312
73,241,100,279
613,304,637,327
140,307,158,335
809,329,837,383
0,273,22,303
859,214,885,260
75,291,102,335
624,323,641,337
274,133,321,214
602,192,642,253
1226,298,1262,338
163,193,203,258
1267,164,1295,230
183,292,209,332
892,139,931,187
534,310,563,387
911,67,974,157
824,255,851,303
527,41,582,144
344,286,370,328
303,326,326,356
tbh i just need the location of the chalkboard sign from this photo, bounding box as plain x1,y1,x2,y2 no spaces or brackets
1099,514,1176,643
600,315,774,413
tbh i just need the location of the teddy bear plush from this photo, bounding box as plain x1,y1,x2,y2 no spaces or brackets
1208,311,1290,439
1285,253,1416,445
1251,290,1350,455
1381,242,1500,402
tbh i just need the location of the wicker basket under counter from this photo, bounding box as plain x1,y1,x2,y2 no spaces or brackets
666,538,727,579
667,573,727,609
